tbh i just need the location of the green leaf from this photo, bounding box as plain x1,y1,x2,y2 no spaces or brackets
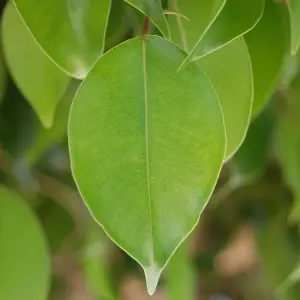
179,0,264,70
124,0,169,37
26,80,79,165
166,240,195,300
69,36,225,295
2,2,70,128
199,37,252,159
14,0,111,79
0,187,50,300
168,0,226,52
245,0,289,118
287,0,300,54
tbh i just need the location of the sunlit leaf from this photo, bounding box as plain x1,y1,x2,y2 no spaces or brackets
245,0,289,118
287,0,300,54
166,241,195,300
0,187,50,300
124,0,169,37
69,36,225,294
179,0,264,70
2,3,70,128
168,0,226,52
0,45,7,106
14,0,111,79
199,37,252,159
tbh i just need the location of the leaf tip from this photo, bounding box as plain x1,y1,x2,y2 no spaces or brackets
143,264,162,295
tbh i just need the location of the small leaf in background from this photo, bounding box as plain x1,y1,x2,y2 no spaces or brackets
275,75,300,222
69,36,225,294
179,0,264,70
166,240,195,300
0,187,50,300
13,0,111,79
232,105,274,182
25,80,79,166
199,37,252,160
287,0,300,55
245,0,289,118
2,2,70,128
0,44,7,106
168,0,226,52
83,225,116,300
256,213,300,300
38,198,75,254
105,0,129,50
124,0,169,38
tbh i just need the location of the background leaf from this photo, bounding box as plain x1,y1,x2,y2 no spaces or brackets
245,0,289,118
287,0,300,54
69,36,225,295
0,187,50,300
168,0,226,52
14,0,111,79
124,0,169,37
2,2,70,128
179,0,264,70
199,37,252,159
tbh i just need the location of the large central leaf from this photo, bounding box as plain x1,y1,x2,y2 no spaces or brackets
69,36,225,294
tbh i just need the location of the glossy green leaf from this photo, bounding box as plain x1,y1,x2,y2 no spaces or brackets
14,0,111,79
179,0,264,70
168,0,226,52
287,0,300,54
124,0,169,37
69,36,225,294
0,187,50,300
166,241,195,300
2,3,70,128
245,0,288,118
199,37,252,159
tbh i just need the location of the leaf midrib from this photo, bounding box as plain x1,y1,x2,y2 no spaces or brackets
142,38,155,263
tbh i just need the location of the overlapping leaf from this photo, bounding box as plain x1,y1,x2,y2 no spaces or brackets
124,0,169,37
2,3,70,128
14,0,111,78
179,0,264,70
168,0,226,52
199,37,252,159
0,187,50,300
69,36,225,294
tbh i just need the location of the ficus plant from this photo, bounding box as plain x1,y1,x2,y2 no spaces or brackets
1,0,300,299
